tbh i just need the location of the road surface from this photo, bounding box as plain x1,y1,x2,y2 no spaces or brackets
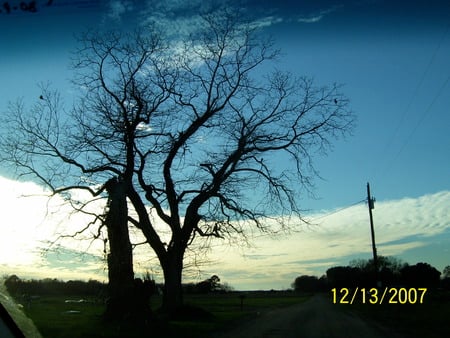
215,294,404,338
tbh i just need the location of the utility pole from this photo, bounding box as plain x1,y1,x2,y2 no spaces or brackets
367,182,378,276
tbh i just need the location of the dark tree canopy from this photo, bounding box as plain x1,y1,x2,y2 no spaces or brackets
0,11,355,314
326,266,362,288
442,265,450,279
327,258,442,289
292,275,322,292
400,262,441,288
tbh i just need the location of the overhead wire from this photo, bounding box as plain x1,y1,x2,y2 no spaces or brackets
386,74,450,170
253,198,369,241
197,197,369,250
375,22,450,181
307,198,367,222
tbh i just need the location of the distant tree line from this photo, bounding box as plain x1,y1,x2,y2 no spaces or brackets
292,257,450,292
3,274,234,299
4,275,107,297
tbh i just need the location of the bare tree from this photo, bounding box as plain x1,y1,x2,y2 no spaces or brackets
1,11,354,316
1,27,170,319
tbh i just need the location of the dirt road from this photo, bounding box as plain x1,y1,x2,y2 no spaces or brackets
215,294,404,338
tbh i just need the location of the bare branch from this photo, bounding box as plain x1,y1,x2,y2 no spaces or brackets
0,10,355,312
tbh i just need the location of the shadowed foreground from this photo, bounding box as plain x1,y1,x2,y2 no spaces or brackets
0,282,42,338
217,294,404,338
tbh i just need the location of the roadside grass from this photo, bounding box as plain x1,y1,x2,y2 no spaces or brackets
18,292,309,338
338,289,450,338
19,296,126,338
171,292,309,337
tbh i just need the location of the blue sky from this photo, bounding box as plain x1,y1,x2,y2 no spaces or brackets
0,0,449,290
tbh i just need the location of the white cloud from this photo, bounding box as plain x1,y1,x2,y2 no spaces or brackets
139,2,282,39
1,175,448,290
106,0,134,21
297,5,343,24
205,190,450,289
0,176,107,279
139,0,206,37
298,16,323,24
249,16,283,29
136,122,152,132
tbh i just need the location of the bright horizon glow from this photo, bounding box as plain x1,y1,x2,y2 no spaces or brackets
1,176,448,290
0,0,449,290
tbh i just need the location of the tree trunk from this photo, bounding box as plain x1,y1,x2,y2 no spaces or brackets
103,177,137,320
161,250,184,315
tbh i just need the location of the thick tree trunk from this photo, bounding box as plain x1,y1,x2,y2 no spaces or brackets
103,177,140,320
161,250,184,315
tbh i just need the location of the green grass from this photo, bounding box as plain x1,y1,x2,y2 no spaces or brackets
19,290,449,337
17,292,309,338
21,296,124,338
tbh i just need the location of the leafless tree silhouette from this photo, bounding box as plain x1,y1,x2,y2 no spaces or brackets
1,11,354,316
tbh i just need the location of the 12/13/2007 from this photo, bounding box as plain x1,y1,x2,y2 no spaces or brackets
331,287,427,304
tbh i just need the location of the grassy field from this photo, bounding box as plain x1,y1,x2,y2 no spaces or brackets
337,289,450,338
11,289,450,337
18,292,309,338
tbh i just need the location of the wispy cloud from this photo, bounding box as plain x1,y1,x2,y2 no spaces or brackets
138,0,210,37
106,0,134,21
1,175,449,290
138,1,283,39
205,190,450,289
297,5,343,24
249,16,283,29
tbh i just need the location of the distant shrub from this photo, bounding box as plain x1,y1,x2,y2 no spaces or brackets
183,275,233,294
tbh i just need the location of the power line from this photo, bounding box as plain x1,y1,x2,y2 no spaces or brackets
376,22,450,180
386,74,450,169
202,198,368,246
309,198,366,222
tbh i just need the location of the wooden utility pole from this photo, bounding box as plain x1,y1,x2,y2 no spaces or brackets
367,182,378,274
